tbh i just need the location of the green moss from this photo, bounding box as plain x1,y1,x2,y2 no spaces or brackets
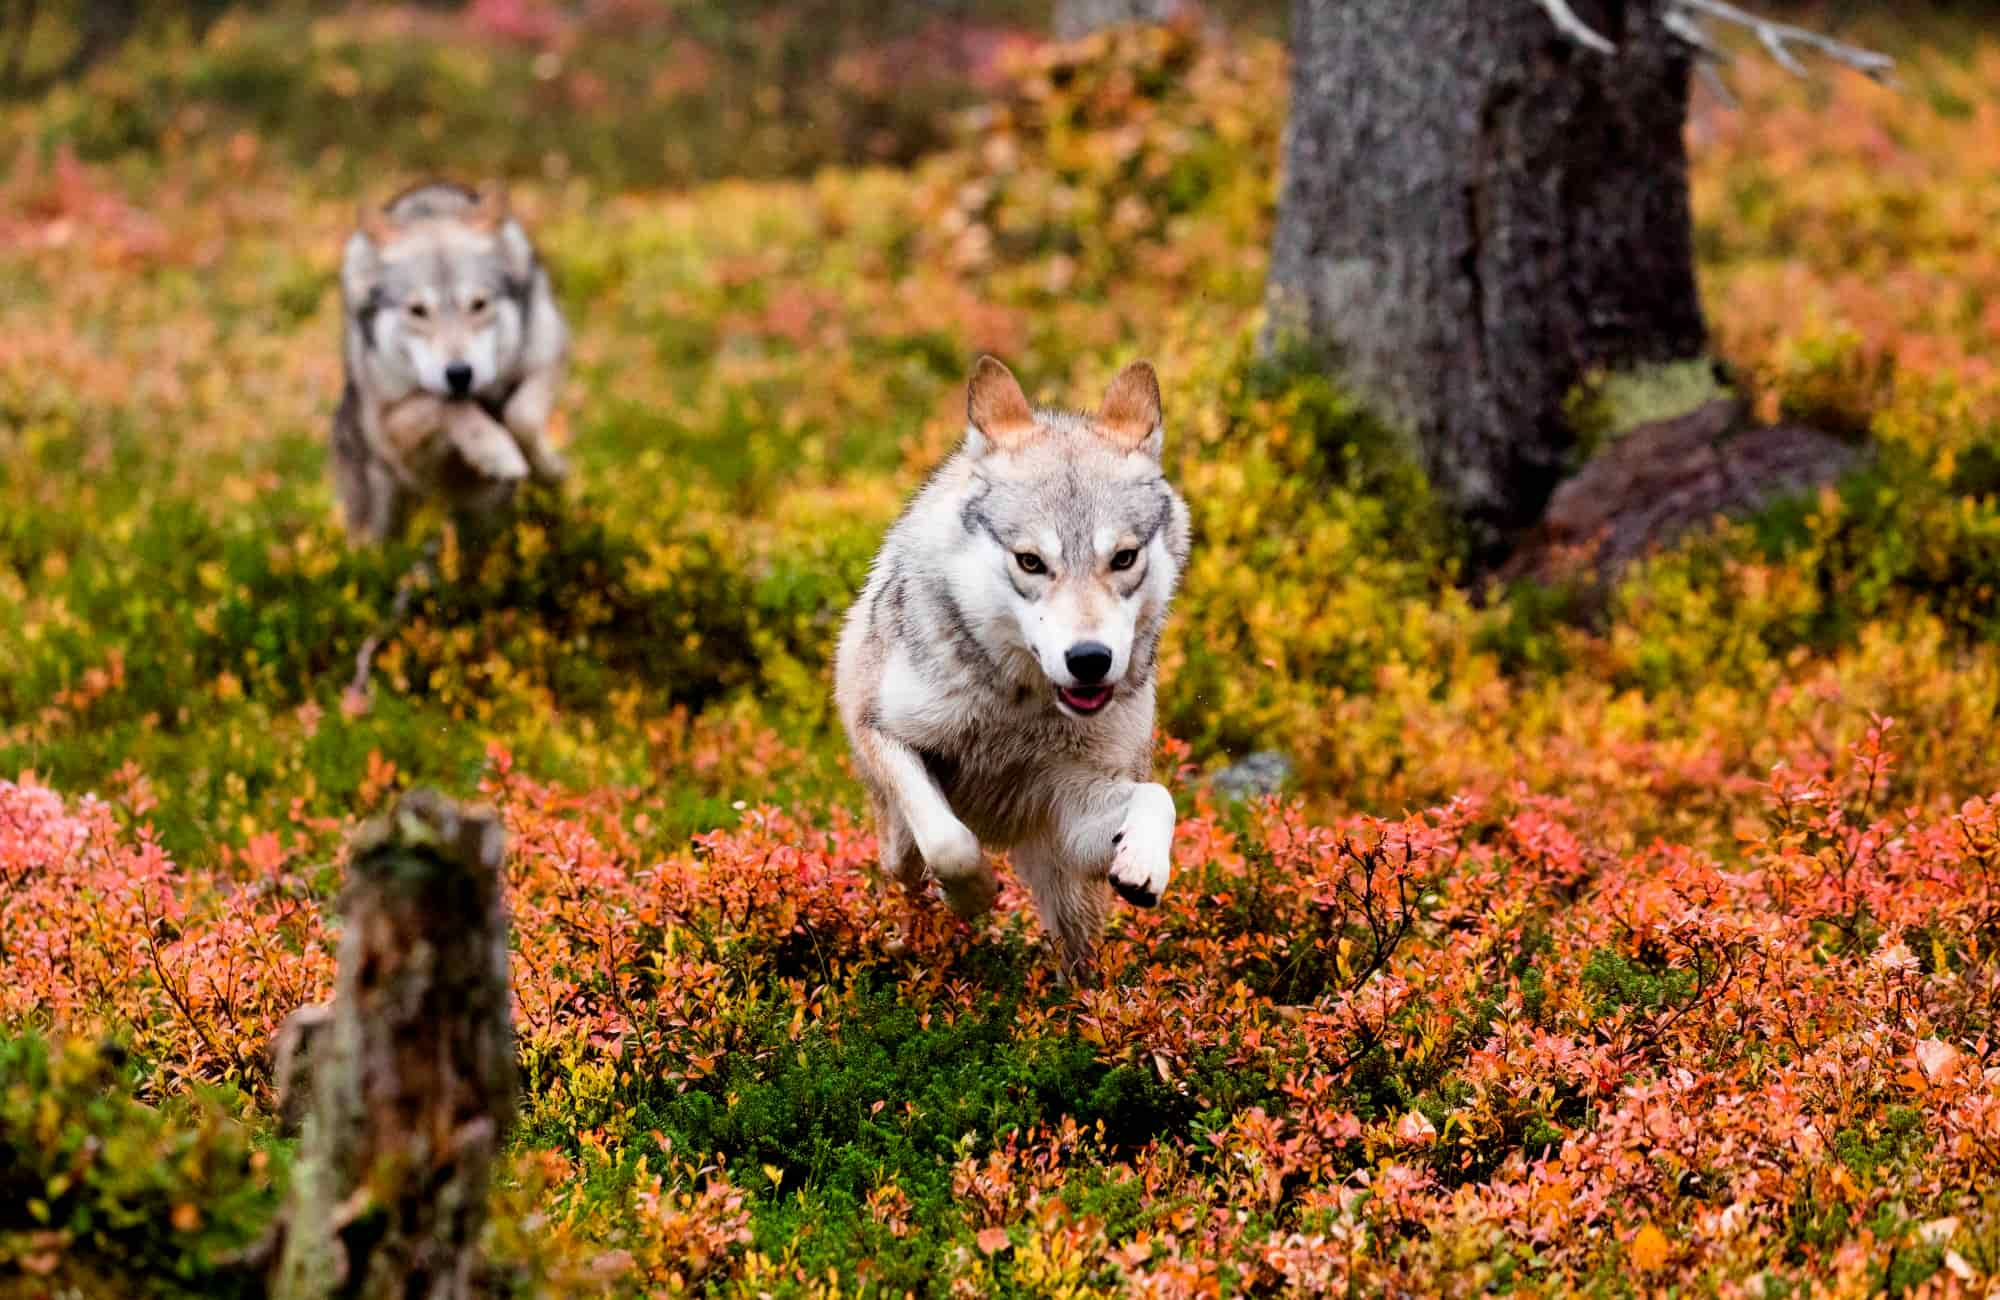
516,971,1260,1289
1582,947,1698,1015
1566,359,1732,460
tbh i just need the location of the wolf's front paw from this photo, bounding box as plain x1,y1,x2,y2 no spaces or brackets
1108,785,1175,907
457,433,531,482
1108,835,1170,907
446,408,531,482
933,867,999,920
919,820,995,919
919,819,983,882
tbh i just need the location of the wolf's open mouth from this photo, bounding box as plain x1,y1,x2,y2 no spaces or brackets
1057,684,1115,715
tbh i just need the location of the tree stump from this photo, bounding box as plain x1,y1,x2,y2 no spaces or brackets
265,789,515,1300
1495,398,1860,586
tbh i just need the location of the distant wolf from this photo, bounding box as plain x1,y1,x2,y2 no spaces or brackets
331,181,570,543
834,356,1193,980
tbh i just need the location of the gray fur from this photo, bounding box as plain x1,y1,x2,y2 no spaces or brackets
330,181,570,544
834,359,1192,981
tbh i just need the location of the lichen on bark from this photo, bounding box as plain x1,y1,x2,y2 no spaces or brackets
265,789,515,1300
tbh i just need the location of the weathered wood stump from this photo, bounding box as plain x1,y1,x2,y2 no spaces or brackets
265,789,514,1300
1497,398,1860,586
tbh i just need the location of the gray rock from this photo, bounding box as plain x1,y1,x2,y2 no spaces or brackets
1211,750,1292,802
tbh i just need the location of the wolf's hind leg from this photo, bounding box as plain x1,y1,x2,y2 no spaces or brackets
338,457,408,544
1011,834,1110,986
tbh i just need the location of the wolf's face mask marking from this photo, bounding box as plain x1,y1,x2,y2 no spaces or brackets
956,358,1180,718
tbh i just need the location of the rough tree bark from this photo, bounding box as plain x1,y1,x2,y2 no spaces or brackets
1264,0,1707,567
1054,0,1195,39
264,790,515,1300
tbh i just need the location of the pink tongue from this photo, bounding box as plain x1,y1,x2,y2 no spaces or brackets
1062,685,1111,710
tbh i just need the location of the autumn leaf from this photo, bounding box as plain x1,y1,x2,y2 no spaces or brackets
1912,1038,1961,1085
1631,1224,1670,1272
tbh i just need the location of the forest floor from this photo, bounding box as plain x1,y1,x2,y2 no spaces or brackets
5,4,2000,1296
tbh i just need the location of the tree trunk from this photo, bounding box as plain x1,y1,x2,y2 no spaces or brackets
266,790,515,1300
1265,0,1707,566
1054,0,1194,39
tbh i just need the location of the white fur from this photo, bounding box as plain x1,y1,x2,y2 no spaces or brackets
834,368,1193,979
333,188,572,543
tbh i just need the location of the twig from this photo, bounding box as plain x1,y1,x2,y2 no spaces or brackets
1695,59,1739,110
1668,0,1896,84
1532,0,1617,54
1532,0,1896,88
142,896,229,1080
347,540,439,702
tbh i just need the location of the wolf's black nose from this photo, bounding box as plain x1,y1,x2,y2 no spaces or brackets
1065,641,1113,684
445,362,474,397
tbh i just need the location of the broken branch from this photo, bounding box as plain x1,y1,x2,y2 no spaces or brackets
1673,0,1896,83
1533,0,1617,55
1531,0,1896,88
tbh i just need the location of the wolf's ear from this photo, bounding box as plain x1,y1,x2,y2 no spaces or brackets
465,183,510,232
343,208,388,306
1095,360,1164,459
966,355,1038,456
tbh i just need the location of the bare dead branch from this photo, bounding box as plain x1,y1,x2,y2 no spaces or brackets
1531,1,1895,87
1533,0,1617,54
1696,60,1739,109
1660,5,1715,58
1668,0,1896,84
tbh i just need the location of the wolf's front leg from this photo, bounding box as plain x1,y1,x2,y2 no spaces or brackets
442,403,531,483
1108,784,1176,908
852,726,997,919
1053,780,1177,909
869,796,942,958
500,368,570,484
380,392,445,445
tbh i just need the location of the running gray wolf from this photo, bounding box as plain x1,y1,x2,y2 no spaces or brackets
834,356,1193,980
330,181,570,543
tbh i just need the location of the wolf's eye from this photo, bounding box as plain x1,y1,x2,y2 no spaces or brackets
407,302,430,319
1015,552,1046,575
1110,548,1139,572
468,297,489,314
